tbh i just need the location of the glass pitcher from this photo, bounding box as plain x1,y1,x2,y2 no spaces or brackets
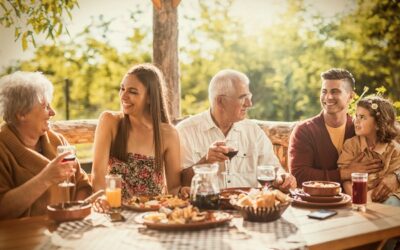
190,163,220,210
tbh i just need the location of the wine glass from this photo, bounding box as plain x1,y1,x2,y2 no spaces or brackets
223,139,238,188
256,165,276,190
57,145,76,189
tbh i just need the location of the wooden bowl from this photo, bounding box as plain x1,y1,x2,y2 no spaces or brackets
302,181,341,197
47,201,91,222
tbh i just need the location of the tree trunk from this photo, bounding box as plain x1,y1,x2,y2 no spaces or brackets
153,0,180,120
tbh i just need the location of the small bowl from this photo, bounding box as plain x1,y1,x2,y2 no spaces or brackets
47,201,91,222
232,202,290,222
302,181,341,197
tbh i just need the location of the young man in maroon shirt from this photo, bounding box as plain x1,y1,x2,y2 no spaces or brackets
288,68,398,202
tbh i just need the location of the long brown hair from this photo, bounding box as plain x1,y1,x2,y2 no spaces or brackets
357,96,399,143
110,64,170,171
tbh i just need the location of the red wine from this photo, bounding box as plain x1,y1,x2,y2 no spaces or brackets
257,177,275,187
224,150,238,160
62,155,76,162
191,193,220,210
352,181,367,204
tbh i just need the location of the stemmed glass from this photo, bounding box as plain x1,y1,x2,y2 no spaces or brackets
256,165,276,190
223,139,238,188
57,145,76,189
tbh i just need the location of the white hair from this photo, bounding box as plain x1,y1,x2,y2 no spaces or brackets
0,71,53,125
208,69,250,107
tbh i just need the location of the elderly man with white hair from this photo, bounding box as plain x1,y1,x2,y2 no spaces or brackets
177,69,296,191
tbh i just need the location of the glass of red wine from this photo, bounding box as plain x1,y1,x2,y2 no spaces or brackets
57,145,76,190
256,165,276,190
223,139,238,188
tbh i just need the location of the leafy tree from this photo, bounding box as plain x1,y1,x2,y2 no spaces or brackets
0,0,79,50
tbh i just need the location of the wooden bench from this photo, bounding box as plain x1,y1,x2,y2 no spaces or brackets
51,119,296,172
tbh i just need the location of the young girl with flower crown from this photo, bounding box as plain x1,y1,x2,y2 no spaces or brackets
338,96,400,206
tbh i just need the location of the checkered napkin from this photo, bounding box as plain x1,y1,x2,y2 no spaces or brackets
39,209,306,250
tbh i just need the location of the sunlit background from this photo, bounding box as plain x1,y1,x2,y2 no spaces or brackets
0,0,399,160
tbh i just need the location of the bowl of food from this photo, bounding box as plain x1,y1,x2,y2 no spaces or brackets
302,181,341,197
47,190,104,222
47,201,91,222
230,189,291,222
219,187,251,210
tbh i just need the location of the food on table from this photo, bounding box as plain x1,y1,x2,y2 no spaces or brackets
234,189,290,209
306,181,337,188
143,205,209,224
302,181,341,196
125,195,189,209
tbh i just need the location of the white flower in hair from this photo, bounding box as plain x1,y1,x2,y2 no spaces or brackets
371,103,378,110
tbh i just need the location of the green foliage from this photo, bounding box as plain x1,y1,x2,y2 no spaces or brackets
1,0,399,123
0,0,79,50
3,15,151,120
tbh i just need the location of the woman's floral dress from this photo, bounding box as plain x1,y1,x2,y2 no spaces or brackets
108,153,166,200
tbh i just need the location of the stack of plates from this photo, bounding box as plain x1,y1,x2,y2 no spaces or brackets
292,189,351,207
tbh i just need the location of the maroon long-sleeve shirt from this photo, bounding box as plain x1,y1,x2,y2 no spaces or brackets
288,112,355,187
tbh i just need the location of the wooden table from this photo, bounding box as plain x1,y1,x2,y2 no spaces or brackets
0,202,399,250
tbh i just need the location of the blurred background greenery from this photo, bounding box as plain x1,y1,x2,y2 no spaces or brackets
1,0,399,161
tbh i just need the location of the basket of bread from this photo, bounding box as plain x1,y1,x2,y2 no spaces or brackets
230,188,291,222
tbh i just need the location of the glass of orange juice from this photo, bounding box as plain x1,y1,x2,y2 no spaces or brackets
105,174,122,209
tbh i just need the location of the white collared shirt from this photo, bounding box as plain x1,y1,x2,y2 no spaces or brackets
176,110,283,188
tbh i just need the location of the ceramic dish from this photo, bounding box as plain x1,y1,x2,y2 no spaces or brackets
292,193,351,208
135,211,232,231
302,181,341,197
294,189,344,203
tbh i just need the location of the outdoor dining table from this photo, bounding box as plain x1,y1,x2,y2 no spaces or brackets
1,202,399,250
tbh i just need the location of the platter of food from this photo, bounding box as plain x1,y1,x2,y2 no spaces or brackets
124,195,189,212
135,205,232,230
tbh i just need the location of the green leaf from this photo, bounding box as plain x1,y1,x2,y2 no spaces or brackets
57,22,63,36
21,31,28,50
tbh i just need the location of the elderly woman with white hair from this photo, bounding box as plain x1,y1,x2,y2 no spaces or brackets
0,71,91,220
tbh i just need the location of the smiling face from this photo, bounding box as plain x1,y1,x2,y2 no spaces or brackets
119,74,149,116
21,99,56,136
354,106,377,138
220,81,252,123
320,79,353,115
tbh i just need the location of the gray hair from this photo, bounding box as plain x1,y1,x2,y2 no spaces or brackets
0,71,54,125
208,69,250,107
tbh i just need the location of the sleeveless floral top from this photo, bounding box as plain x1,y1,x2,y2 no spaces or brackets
108,153,166,200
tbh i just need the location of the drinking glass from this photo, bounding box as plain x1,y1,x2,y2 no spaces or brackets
351,173,368,212
105,174,122,209
222,139,238,188
256,165,276,190
57,145,76,189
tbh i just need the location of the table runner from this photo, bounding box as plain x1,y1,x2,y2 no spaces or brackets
38,207,306,250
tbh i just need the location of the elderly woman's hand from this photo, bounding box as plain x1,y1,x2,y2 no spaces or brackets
38,151,76,186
